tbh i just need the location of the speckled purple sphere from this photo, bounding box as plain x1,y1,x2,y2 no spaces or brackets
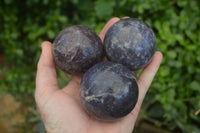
104,18,156,71
80,61,138,121
53,25,103,75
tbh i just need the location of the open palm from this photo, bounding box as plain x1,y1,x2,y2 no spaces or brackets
35,17,163,133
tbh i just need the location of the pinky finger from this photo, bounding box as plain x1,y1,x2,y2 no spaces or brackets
137,51,163,101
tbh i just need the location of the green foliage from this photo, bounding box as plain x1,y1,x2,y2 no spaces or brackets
0,0,200,132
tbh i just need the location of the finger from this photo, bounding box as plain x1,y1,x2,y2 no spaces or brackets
99,17,120,62
35,41,58,101
121,16,130,19
99,17,120,41
137,51,163,101
122,51,163,128
62,74,82,97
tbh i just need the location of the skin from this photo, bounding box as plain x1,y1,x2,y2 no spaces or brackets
35,17,163,133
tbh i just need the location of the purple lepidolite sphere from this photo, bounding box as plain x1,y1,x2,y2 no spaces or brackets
104,18,156,71
80,61,138,121
53,25,103,75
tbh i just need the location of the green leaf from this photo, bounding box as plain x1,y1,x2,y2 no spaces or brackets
71,0,79,4
47,30,55,39
173,100,187,112
187,65,195,74
167,50,176,59
197,56,200,63
159,66,170,77
148,103,164,118
177,0,188,7
190,81,200,91
4,0,12,4
59,16,68,23
95,0,115,19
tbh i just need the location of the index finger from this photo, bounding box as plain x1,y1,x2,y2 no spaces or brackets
99,17,120,41
35,41,58,104
137,51,163,101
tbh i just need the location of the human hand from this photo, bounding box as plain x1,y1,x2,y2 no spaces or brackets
35,17,163,133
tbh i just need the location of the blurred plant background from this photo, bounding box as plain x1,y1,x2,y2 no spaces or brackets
0,0,200,133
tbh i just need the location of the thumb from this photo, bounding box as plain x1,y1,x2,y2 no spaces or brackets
35,41,58,106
